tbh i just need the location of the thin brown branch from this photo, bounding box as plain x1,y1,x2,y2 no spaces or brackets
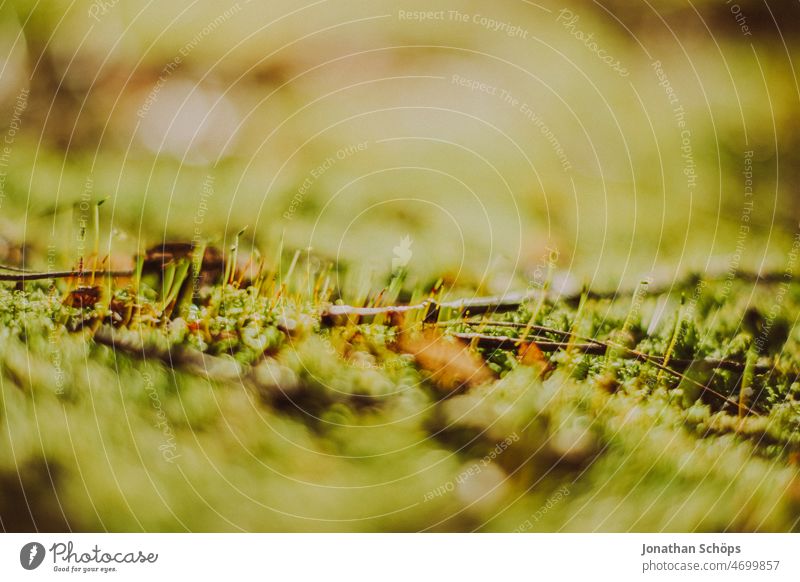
451,331,760,415
0,264,33,272
444,320,761,373
322,291,542,322
321,269,797,321
0,269,134,282
451,331,762,371
453,333,604,354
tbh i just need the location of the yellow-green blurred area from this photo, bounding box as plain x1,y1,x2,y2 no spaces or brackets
2,1,800,533
1,0,798,290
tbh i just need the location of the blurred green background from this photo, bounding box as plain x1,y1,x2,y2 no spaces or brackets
1,0,798,291
1,1,800,533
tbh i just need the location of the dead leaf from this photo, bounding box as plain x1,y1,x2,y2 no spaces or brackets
518,341,549,374
141,243,223,274
64,286,102,308
398,330,494,393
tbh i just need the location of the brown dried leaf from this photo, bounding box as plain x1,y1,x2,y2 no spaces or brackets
398,330,494,393
64,285,102,308
518,341,549,374
142,243,223,273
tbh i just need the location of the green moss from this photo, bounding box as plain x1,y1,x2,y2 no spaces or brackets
1,275,800,531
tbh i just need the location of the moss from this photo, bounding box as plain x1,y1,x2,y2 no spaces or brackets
2,275,800,531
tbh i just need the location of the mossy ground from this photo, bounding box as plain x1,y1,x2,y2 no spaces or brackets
2,265,799,532
2,0,799,534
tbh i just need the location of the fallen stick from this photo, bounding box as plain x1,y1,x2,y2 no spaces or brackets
450,332,766,372
321,291,540,323
0,269,134,282
450,331,761,415
321,270,796,322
